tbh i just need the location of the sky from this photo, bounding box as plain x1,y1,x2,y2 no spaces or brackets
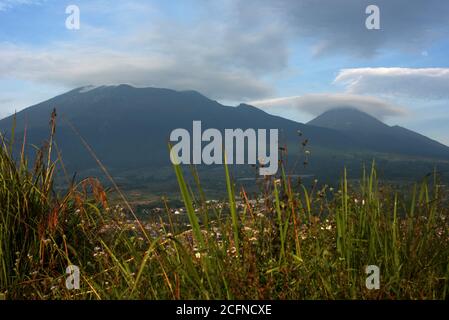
0,0,448,145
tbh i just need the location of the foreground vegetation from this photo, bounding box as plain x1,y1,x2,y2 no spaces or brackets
1,120,449,300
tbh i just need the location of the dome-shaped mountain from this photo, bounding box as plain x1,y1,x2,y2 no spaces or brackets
308,107,389,132
308,107,449,159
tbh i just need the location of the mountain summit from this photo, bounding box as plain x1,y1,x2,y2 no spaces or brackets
308,107,389,132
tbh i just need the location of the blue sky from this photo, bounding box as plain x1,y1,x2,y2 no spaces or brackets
1,0,449,145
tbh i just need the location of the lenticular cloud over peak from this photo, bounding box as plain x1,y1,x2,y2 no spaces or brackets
249,93,406,120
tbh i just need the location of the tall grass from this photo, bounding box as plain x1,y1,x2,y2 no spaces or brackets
0,114,56,290
0,119,448,299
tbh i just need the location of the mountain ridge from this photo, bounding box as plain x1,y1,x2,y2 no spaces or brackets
1,85,448,188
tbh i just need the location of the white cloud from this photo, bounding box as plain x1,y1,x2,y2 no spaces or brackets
0,0,44,11
0,34,275,102
335,68,449,99
249,93,406,120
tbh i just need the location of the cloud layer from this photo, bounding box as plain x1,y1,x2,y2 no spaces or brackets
0,41,274,101
0,1,289,101
335,68,449,99
0,0,44,11
250,93,406,120
2,0,449,104
240,0,449,57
